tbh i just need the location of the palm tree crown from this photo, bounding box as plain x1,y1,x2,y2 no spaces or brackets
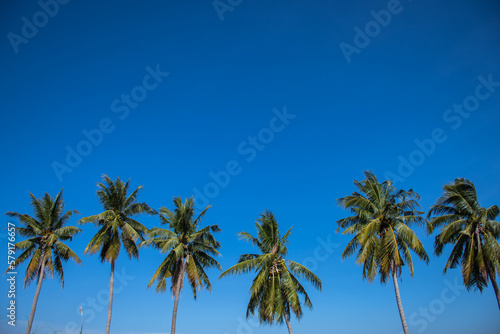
141,196,222,295
6,190,82,286
337,171,429,282
220,210,321,333
427,178,500,308
79,175,156,261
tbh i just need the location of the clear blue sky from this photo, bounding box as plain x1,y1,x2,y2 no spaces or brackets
1,0,500,333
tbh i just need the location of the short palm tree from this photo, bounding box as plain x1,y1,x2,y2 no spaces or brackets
78,175,156,334
336,171,429,334
139,197,221,334
427,178,500,309
219,210,322,334
6,190,81,334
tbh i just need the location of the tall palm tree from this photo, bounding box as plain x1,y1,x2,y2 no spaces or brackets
427,178,500,309
219,210,322,334
5,190,81,334
139,197,221,334
336,171,429,334
78,175,156,334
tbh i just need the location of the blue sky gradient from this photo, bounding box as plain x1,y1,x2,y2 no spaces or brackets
1,0,500,333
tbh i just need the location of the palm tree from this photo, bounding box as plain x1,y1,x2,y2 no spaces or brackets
78,175,156,334
5,190,81,334
219,210,322,334
139,197,221,334
336,171,429,334
427,178,500,309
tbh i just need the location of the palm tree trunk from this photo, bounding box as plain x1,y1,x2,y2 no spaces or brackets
25,252,46,334
284,304,294,334
171,257,187,334
105,259,115,334
392,268,409,334
476,227,488,279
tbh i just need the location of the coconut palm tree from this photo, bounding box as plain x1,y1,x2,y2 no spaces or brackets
5,190,81,334
139,197,221,334
427,178,500,309
336,171,429,334
219,210,322,334
78,175,156,334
